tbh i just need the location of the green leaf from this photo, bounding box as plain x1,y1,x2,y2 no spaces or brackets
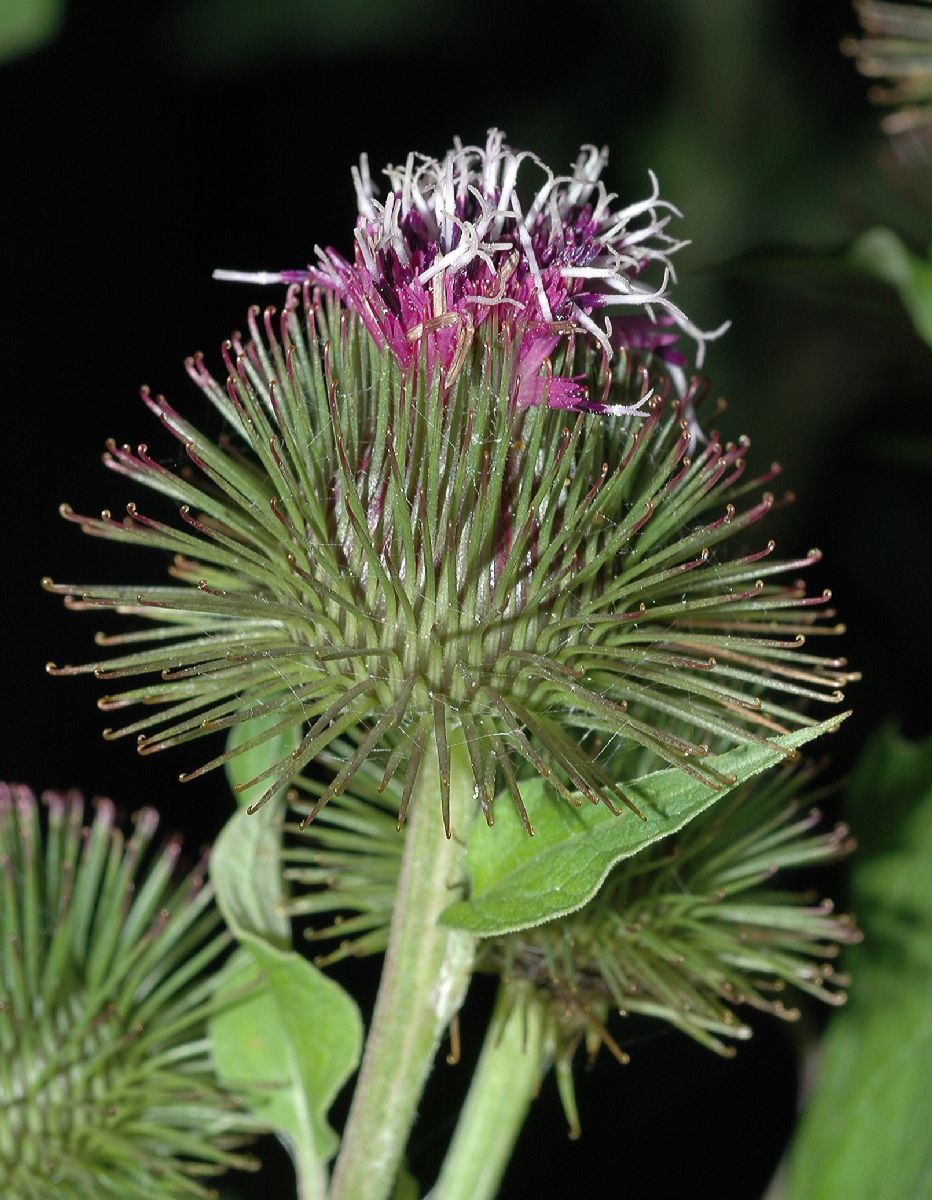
225,711,304,812
210,714,362,1189
214,715,303,948
783,726,932,1200
440,717,847,937
850,228,932,349
212,800,290,949
210,938,362,1167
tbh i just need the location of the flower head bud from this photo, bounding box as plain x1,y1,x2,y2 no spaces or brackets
0,783,256,1197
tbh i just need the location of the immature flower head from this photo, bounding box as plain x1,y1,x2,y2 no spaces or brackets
45,135,854,834
217,129,729,413
0,783,256,1198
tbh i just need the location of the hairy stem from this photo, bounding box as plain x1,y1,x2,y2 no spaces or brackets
428,984,551,1200
328,733,477,1200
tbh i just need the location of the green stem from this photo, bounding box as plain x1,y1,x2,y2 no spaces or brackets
328,734,477,1200
428,984,552,1200
296,1139,328,1200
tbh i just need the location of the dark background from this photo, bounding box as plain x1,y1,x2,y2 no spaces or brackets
1,1,929,1197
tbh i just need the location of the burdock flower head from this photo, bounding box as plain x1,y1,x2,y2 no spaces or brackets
0,783,257,1198
45,131,854,835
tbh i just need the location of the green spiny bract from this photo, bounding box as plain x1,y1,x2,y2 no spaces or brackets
0,783,257,1199
46,285,853,833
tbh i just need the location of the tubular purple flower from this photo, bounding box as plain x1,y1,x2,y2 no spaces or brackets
215,130,729,415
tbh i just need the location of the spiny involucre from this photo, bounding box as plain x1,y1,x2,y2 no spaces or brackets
45,131,855,833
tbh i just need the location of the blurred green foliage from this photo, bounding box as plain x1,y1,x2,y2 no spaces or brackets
0,0,64,61
784,726,932,1199
851,226,932,347
162,0,452,65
